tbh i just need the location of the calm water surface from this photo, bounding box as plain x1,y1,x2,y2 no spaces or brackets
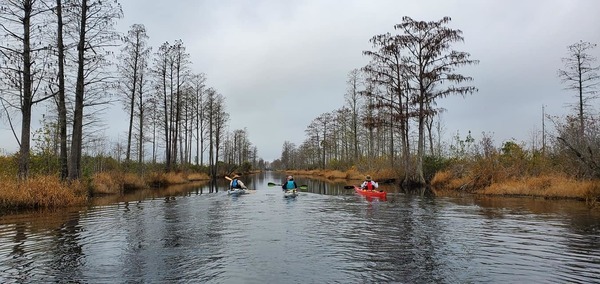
0,171,599,283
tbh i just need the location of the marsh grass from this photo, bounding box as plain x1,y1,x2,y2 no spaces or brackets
0,175,87,210
431,170,474,191
91,172,121,195
186,172,210,181
147,172,189,188
431,169,600,203
89,172,148,195
91,171,209,193
0,169,213,210
480,175,600,200
284,168,395,183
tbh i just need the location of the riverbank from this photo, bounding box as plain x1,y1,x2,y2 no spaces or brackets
0,171,211,211
281,168,600,206
431,170,600,206
281,168,396,183
0,175,87,210
3,168,599,210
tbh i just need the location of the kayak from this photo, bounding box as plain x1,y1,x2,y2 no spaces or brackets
283,189,298,198
354,186,387,199
227,188,247,196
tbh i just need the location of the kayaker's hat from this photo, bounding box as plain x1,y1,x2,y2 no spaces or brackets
233,175,240,178
366,175,372,181
287,175,293,180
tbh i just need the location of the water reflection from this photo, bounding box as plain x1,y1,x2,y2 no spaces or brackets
0,172,598,283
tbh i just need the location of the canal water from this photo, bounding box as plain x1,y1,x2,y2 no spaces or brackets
0,171,599,283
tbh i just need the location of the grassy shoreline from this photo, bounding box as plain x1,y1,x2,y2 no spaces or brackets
0,171,211,211
282,168,397,183
284,168,599,206
2,168,598,211
430,170,600,205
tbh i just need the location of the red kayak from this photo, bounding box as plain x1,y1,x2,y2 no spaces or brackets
354,186,387,199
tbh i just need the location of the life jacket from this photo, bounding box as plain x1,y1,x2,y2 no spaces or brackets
285,180,295,190
365,181,373,190
232,179,239,189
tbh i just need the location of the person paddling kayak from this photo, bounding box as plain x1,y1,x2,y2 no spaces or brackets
282,175,298,198
360,175,379,190
230,175,247,189
282,175,298,190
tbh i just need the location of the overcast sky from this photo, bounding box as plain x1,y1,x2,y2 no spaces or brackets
2,0,599,162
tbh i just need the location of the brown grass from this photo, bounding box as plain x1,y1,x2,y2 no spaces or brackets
430,170,474,191
90,172,149,195
284,168,395,182
91,172,121,195
0,175,87,209
121,173,147,191
479,175,599,200
346,167,364,180
0,169,212,210
90,171,209,195
322,170,347,179
187,172,210,181
430,170,452,189
147,172,189,187
431,170,600,203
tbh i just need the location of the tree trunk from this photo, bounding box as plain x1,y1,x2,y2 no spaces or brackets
138,71,144,166
162,65,170,171
578,62,585,136
126,43,139,162
56,0,68,180
18,1,33,180
415,109,426,186
69,0,88,181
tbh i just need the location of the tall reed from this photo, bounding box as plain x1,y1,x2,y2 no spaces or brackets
0,175,87,210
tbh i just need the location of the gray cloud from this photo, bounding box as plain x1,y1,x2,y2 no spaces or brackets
2,0,599,162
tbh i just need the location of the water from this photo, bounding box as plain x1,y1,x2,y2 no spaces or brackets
0,171,599,283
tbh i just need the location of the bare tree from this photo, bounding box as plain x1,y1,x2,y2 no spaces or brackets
558,40,599,136
305,112,333,169
0,0,54,179
555,41,600,179
205,88,228,178
398,16,478,186
363,31,411,175
190,72,206,166
280,141,296,170
53,0,68,180
67,0,122,181
153,42,172,170
345,68,363,162
171,40,188,168
147,95,159,163
136,57,150,165
118,24,150,163
335,106,351,163
230,128,253,167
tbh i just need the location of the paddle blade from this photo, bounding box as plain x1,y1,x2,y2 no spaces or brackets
299,185,308,190
344,185,355,189
267,182,279,187
224,176,232,181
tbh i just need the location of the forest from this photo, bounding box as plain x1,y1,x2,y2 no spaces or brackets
0,1,599,209
0,0,260,208
0,1,264,173
270,17,600,202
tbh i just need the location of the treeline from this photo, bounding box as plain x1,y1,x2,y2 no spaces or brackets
272,17,600,190
0,0,261,182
